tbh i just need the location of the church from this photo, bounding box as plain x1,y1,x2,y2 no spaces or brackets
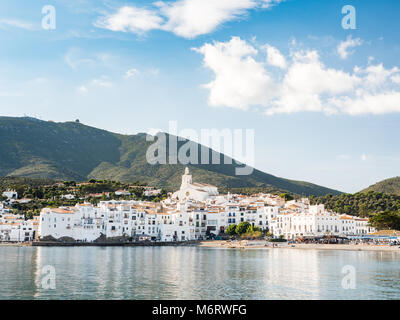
172,167,219,202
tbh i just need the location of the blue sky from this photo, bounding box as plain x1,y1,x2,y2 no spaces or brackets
1,0,400,193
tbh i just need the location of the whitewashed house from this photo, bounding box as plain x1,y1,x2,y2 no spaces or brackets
0,214,35,242
2,190,18,200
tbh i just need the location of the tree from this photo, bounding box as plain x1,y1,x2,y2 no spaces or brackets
358,203,369,217
225,224,237,236
131,187,144,198
64,181,76,187
236,221,251,235
279,193,294,201
369,210,400,230
246,225,254,234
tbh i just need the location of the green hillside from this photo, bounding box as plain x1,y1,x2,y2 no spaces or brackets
361,177,400,196
0,116,341,196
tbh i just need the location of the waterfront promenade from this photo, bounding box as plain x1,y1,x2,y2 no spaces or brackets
2,240,400,252
195,240,400,252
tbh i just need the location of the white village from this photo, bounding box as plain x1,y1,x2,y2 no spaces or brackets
0,168,379,244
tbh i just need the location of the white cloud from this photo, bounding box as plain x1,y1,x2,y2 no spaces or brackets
95,0,284,39
77,85,89,94
260,0,285,9
392,74,400,84
337,36,363,60
0,19,36,31
337,154,350,160
157,0,256,38
194,37,400,116
330,91,400,115
64,48,119,71
95,6,163,34
192,37,276,110
125,68,140,78
264,44,287,69
64,48,97,70
91,76,113,88
361,154,367,161
77,76,114,94
354,63,399,88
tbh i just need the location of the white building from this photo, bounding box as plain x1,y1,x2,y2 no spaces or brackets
39,204,102,242
269,204,376,240
0,214,35,242
2,190,18,200
61,194,75,200
115,190,131,196
172,167,218,202
35,169,376,243
144,189,162,197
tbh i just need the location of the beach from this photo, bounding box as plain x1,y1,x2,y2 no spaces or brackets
1,241,399,252
196,240,400,252
0,242,32,247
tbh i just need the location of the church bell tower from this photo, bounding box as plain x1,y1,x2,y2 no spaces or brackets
181,167,192,188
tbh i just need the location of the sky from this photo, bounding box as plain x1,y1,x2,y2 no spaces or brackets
0,0,400,193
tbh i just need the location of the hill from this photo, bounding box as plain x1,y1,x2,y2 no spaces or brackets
361,177,400,196
311,191,400,217
0,116,341,196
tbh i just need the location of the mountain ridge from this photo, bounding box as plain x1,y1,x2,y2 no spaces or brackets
0,116,342,196
361,177,400,196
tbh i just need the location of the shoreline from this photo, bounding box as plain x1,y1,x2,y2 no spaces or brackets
1,240,400,252
0,242,32,247
195,240,400,252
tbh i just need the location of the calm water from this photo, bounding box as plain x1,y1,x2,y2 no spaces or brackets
1,246,400,300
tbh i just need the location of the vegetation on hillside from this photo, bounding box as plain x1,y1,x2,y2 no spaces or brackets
0,177,54,197
0,117,341,196
310,191,400,217
0,178,168,219
361,177,400,196
219,186,297,198
311,191,400,230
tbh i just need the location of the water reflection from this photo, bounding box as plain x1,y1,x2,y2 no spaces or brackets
1,247,400,300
